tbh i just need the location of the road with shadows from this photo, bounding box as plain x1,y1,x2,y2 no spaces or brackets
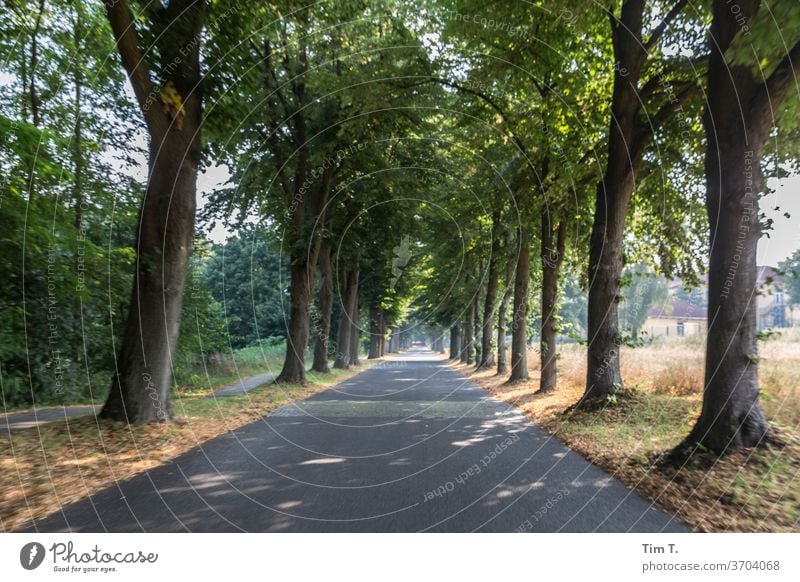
26,348,686,532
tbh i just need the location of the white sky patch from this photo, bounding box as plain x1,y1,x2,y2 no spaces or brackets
759,174,800,266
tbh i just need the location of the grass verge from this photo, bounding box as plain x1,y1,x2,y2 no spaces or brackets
451,341,800,532
0,363,372,532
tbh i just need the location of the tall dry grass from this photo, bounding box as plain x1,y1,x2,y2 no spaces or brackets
547,332,800,428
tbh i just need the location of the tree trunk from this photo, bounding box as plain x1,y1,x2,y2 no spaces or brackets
497,255,515,375
100,0,206,423
29,0,45,128
479,238,500,368
24,0,46,199
349,274,361,366
102,113,201,422
461,301,473,363
368,306,382,359
71,6,84,231
539,217,566,393
472,287,482,366
584,0,647,401
682,0,799,454
278,261,312,381
311,243,333,373
333,269,354,369
509,227,531,381
449,325,461,359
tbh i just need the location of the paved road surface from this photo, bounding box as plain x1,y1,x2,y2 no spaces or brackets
24,349,687,532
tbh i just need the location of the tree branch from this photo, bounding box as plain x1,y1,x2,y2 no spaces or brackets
644,0,689,53
102,0,163,135
751,40,800,126
634,81,700,154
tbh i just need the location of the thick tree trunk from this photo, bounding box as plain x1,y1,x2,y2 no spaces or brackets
378,316,386,356
29,0,45,128
333,269,355,369
311,243,333,373
539,218,566,393
584,0,646,401
479,241,499,368
368,306,382,359
102,119,201,422
472,287,482,366
496,255,515,375
278,260,312,381
349,275,361,366
71,8,84,231
509,228,531,381
101,0,206,423
683,0,793,454
461,301,474,364
449,325,461,359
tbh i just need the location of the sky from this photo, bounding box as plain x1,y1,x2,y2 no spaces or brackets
759,174,800,266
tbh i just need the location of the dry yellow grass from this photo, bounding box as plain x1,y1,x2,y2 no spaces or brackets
454,336,800,532
0,365,372,532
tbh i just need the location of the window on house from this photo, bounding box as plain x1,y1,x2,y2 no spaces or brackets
677,321,685,336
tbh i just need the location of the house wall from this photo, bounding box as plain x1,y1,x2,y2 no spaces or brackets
642,317,706,338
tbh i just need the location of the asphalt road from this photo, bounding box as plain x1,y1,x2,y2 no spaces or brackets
25,349,687,532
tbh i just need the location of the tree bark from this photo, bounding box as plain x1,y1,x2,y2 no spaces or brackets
311,242,333,372
539,217,566,393
29,0,45,128
472,285,482,366
509,227,531,381
333,269,355,369
479,227,501,368
461,300,474,364
584,0,647,401
279,261,312,380
349,274,361,365
683,0,799,454
100,0,206,423
71,5,84,231
449,324,461,359
496,254,515,375
275,38,334,383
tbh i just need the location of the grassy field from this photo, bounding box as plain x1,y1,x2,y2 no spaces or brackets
0,361,372,532
455,329,800,532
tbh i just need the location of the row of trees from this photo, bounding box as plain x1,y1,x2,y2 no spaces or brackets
416,0,799,454
3,0,798,458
